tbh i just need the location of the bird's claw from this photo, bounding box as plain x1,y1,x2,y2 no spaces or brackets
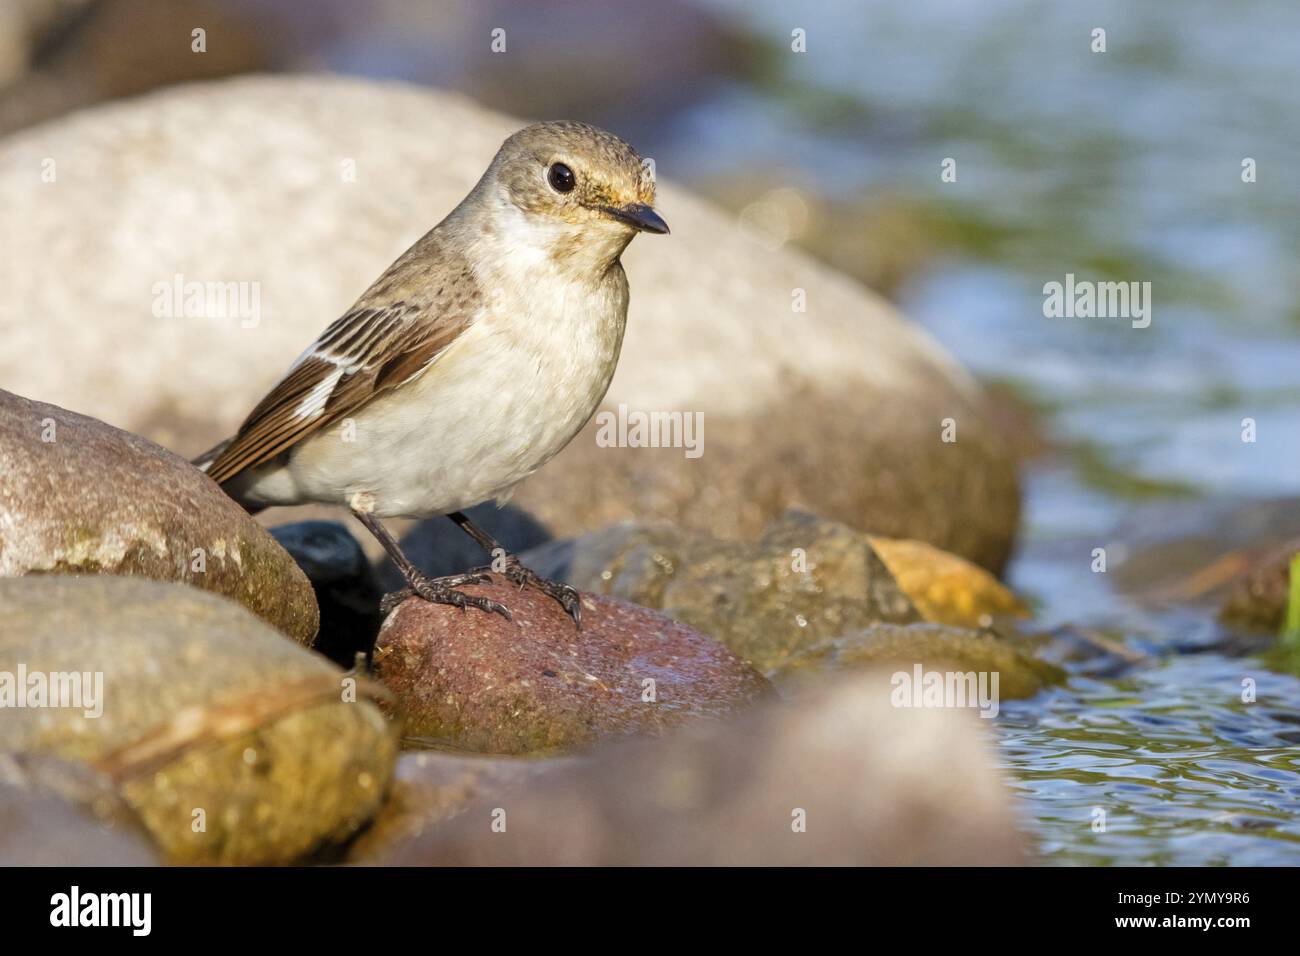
496,559,582,629
381,570,512,621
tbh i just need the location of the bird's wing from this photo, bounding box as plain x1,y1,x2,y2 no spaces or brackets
204,299,473,484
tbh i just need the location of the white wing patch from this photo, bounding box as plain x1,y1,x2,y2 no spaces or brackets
282,308,409,419
293,365,346,419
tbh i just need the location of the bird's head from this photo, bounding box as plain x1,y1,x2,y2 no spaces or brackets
477,121,669,272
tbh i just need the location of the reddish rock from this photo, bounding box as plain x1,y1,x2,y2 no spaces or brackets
372,574,773,754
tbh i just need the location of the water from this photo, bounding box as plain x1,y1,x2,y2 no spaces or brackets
672,0,1300,864
1000,657,1300,865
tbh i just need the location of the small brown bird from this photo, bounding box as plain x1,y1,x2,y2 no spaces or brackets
197,121,668,626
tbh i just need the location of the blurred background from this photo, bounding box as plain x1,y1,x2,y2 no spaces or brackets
6,0,1299,864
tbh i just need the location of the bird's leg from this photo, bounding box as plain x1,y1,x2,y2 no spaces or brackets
446,511,582,628
352,510,512,620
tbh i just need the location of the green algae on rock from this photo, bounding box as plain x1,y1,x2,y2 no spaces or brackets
0,389,318,644
372,573,773,755
1220,543,1297,636
0,576,397,865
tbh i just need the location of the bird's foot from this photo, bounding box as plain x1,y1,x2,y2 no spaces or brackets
496,558,582,628
380,570,512,621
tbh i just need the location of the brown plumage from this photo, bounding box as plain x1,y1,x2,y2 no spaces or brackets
203,236,481,484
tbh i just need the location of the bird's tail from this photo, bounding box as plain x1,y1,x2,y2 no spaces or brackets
191,438,267,515
191,438,232,475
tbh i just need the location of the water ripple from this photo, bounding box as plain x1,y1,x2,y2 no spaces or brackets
997,653,1300,864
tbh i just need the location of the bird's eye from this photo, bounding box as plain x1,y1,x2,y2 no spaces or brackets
547,162,576,193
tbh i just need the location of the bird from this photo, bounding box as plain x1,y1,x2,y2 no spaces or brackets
195,121,669,628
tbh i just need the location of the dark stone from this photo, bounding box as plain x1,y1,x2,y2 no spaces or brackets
271,521,383,666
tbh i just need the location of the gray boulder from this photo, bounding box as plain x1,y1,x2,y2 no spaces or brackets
0,388,319,644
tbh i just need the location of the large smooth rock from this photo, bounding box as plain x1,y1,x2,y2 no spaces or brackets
0,389,319,644
521,511,922,673
376,672,1028,866
0,753,158,866
0,576,398,865
0,74,1019,571
346,750,574,862
373,574,773,755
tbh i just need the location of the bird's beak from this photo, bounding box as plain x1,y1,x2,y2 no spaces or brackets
603,202,670,235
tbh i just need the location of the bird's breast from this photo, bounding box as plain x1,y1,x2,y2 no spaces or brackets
286,256,632,520
340,265,628,514
482,264,629,441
